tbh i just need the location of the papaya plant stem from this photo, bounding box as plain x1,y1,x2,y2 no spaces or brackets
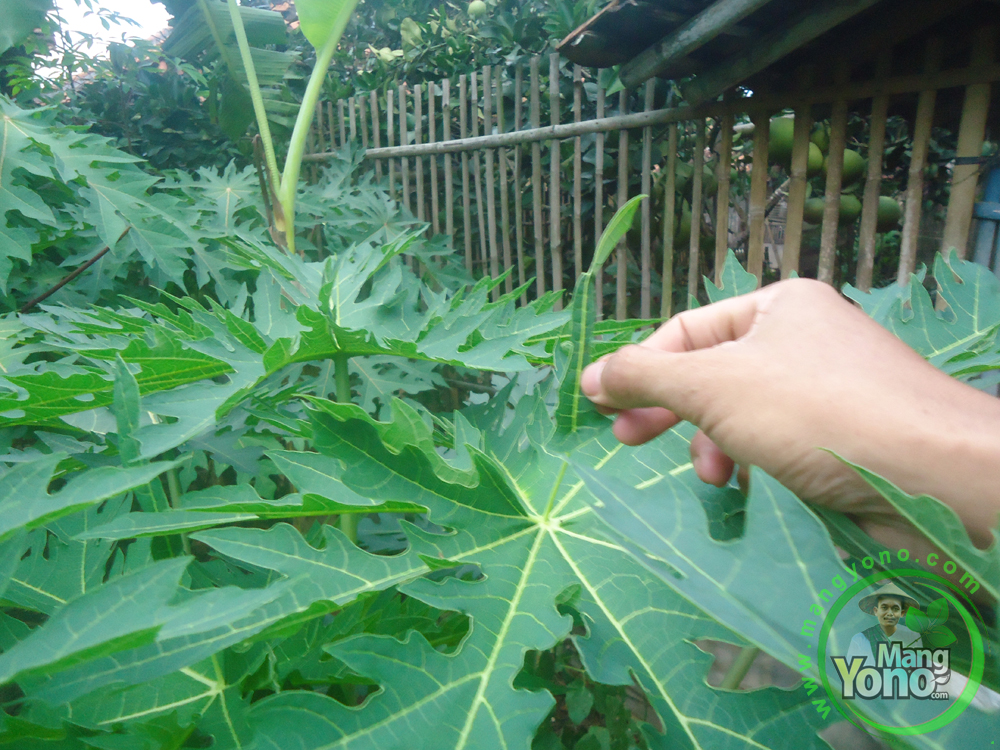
165,468,192,555
225,0,280,193
334,352,358,543
719,646,760,690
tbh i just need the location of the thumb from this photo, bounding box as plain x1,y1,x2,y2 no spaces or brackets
580,344,718,425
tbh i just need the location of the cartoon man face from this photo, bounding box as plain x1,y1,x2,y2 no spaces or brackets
874,595,904,634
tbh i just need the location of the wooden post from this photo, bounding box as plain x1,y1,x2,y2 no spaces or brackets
459,76,473,274
856,52,892,291
387,89,396,199
349,96,357,143
514,65,526,304
941,27,994,259
358,95,368,150
783,107,812,278
549,53,563,308
326,101,334,149
338,99,347,148
616,90,630,320
497,65,513,295
595,85,606,319
747,109,770,284
370,91,382,182
641,80,655,318
414,84,425,223
399,85,411,214
688,119,705,303
898,40,942,284
484,66,500,296
819,64,850,285
714,111,734,285
573,65,584,283
443,80,455,240
531,56,546,296
471,72,488,272
429,83,440,235
314,100,326,155
662,123,678,317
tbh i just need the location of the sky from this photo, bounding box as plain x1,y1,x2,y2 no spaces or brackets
55,0,171,54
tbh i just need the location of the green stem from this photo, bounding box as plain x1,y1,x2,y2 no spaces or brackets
225,0,280,193
165,468,192,555
334,352,358,543
719,646,760,690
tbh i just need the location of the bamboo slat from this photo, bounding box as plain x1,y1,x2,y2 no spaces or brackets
715,111,734,284
549,53,563,308
443,80,455,239
747,110,770,283
662,123,678,317
818,67,849,286
941,27,994,259
898,40,942,283
387,89,396,199
358,95,369,150
414,84,425,223
428,83,440,236
856,52,891,291
531,56,545,296
514,65,526,304
616,90,629,320
349,97,357,142
484,66,500,297
688,120,705,303
497,65,513,295
370,91,382,182
595,85,606,319
641,81,655,318
399,85,411,214
472,72,488,271
338,99,346,148
326,101,334,149
460,76,473,273
314,101,326,154
783,107,812,278
573,65,584,282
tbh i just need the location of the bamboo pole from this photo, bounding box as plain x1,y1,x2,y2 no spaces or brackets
349,96,357,143
484,66,500,297
641,80,655,318
428,83,440,236
414,84,425,223
747,109,770,283
688,119,705,303
818,65,849,286
399,84,411,214
549,53,563,308
358,94,368,150
531,56,546,296
662,123,678,317
856,52,892,291
370,91,382,182
443,80,455,239
898,40,942,284
595,85,606,320
338,99,346,148
497,65,513,295
472,72,488,272
616,90,630,320
941,27,994,259
715,111,734,285
460,76,473,273
326,101,334,148
387,89,396,199
514,64,526,304
573,65,584,283
783,107,812,278
314,100,326,154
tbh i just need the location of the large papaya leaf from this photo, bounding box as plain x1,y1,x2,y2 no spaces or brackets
0,0,52,56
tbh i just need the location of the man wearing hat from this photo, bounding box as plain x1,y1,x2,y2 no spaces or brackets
845,582,922,666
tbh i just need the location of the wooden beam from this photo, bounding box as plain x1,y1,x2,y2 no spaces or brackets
683,0,882,105
621,0,775,89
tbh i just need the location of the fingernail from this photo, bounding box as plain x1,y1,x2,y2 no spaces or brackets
580,360,605,398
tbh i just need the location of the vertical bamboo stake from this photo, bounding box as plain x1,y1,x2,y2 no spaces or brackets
783,107,813,278
818,65,850,286
531,56,546,296
856,52,892,291
459,78,473,274
662,124,678,317
428,83,440,236
641,80,655,318
370,91,382,182
314,100,326,154
358,95,368,150
414,83,425,223
387,89,396,200
616,90,629,320
349,96,357,143
399,84,411,215
595,85,606,319
497,65,513,295
688,120,705,303
514,65,526,304
942,28,994,259
549,53,563,309
338,99,347,148
747,110,770,284
573,65,584,284
326,101,334,148
715,111,734,284
443,80,455,240
483,66,500,296
471,72,488,272
898,40,942,284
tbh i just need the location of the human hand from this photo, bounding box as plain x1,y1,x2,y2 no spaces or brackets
580,279,1000,549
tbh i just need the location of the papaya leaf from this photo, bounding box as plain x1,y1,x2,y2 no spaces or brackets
705,249,758,302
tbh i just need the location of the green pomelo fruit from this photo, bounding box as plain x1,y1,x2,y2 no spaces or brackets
807,142,824,175
811,122,830,152
802,197,825,224
824,149,866,185
468,0,488,18
768,117,795,165
839,194,862,223
876,196,902,232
